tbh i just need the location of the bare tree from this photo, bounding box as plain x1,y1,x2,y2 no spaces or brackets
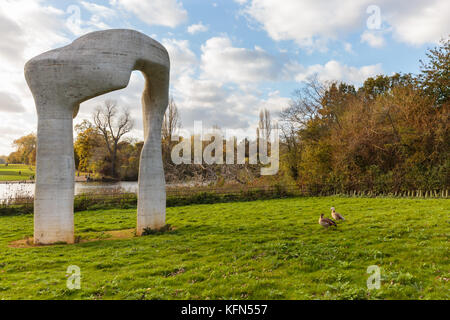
279,75,326,129
259,108,272,141
162,96,180,142
93,100,133,178
161,96,181,165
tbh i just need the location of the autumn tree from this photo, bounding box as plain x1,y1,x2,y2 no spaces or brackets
7,133,36,165
74,120,103,173
278,40,450,192
418,37,449,106
116,140,143,180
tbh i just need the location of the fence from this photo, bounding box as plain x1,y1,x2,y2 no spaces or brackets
0,184,448,215
0,184,300,207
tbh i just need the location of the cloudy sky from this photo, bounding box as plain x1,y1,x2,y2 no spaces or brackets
0,0,448,155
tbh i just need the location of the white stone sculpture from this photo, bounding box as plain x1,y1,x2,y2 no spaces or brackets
24,29,170,244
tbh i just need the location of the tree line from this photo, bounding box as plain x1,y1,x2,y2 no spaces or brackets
3,38,448,191
278,38,449,193
71,97,266,183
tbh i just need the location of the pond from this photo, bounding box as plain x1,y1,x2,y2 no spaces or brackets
0,181,206,200
0,181,139,200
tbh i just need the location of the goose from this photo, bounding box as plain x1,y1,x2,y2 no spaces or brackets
331,207,345,221
319,214,337,228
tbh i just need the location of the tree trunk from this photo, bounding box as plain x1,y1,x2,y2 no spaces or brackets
111,143,117,178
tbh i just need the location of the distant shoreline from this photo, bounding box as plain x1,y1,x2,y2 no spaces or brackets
0,180,35,184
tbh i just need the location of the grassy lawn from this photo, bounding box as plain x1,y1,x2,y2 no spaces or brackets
0,197,448,300
0,164,35,181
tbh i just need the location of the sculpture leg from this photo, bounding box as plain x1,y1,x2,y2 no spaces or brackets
34,106,75,244
137,79,168,234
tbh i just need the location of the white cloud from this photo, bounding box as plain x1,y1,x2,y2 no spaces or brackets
293,60,383,85
253,90,290,114
65,2,120,36
156,36,293,132
0,12,26,65
200,36,285,84
174,76,227,109
0,92,25,113
176,85,289,135
239,0,449,50
241,0,368,50
387,0,450,45
111,0,187,28
187,22,209,34
344,42,354,54
162,38,197,79
171,74,253,131
360,30,385,48
81,1,117,19
199,35,380,88
0,0,68,64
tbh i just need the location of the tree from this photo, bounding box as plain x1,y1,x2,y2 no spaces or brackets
74,120,104,173
162,96,180,142
116,140,143,180
93,100,134,178
161,96,181,165
259,108,272,141
280,76,326,130
418,37,449,106
7,133,36,165
278,42,450,193
359,73,414,100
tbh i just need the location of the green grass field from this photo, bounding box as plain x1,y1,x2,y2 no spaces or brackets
0,197,448,300
0,164,35,181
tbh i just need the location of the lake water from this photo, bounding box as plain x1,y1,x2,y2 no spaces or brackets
0,181,205,200
0,181,139,199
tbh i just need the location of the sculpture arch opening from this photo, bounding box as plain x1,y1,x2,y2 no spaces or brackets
76,71,145,182
24,29,170,244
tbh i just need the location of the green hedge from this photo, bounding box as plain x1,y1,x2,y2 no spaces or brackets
0,186,294,216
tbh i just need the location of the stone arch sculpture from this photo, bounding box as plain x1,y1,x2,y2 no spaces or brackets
24,29,170,244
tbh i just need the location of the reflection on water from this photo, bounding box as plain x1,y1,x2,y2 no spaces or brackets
75,181,139,194
0,181,204,199
0,181,138,199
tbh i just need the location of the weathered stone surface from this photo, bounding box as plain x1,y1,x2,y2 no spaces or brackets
24,29,170,244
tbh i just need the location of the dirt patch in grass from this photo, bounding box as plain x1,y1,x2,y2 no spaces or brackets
9,228,137,248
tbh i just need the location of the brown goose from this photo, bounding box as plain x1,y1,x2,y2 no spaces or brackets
331,207,345,221
319,214,337,228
